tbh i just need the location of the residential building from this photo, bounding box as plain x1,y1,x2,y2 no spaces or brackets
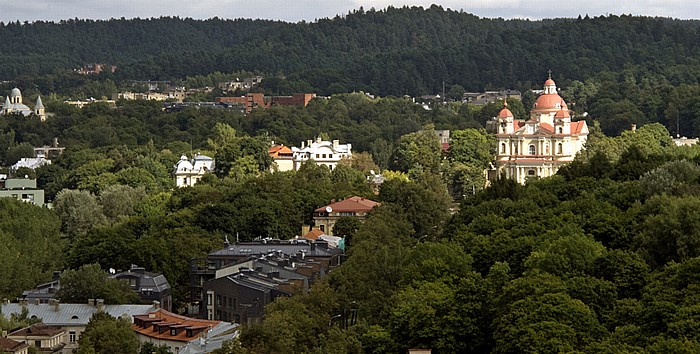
173,154,215,187
21,267,171,311
34,139,65,159
111,265,173,312
0,178,45,207
1,88,46,121
1,300,155,354
489,74,589,184
215,93,315,114
291,138,352,171
465,89,521,105
435,129,450,152
313,196,380,236
218,76,263,92
10,153,51,173
189,239,340,314
0,338,29,354
7,324,66,354
673,136,699,146
64,99,117,109
132,308,237,354
268,144,294,172
75,63,117,75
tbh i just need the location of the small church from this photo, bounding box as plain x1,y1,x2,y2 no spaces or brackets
489,73,589,184
1,88,46,121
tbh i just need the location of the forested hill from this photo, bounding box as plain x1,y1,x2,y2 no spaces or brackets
2,6,700,95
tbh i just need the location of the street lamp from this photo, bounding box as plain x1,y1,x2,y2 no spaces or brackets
328,314,342,328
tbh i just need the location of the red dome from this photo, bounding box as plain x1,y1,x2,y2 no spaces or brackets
533,93,566,111
544,79,556,86
497,107,514,118
554,108,570,119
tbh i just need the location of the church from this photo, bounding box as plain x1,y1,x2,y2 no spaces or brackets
1,88,46,121
490,74,589,184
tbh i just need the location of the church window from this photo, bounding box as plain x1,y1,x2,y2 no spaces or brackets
528,170,536,176
558,127,563,134
557,143,563,154
501,143,506,153
529,145,536,155
545,144,550,154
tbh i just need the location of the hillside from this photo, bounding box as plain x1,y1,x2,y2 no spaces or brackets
1,6,700,95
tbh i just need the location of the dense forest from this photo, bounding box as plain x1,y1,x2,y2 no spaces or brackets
1,6,700,96
2,5,700,353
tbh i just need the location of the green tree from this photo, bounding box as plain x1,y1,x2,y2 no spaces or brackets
56,264,140,304
76,312,140,354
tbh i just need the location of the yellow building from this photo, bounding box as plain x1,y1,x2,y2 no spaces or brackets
491,75,589,184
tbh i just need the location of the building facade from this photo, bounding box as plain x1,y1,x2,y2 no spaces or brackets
490,75,589,184
173,154,214,187
2,88,46,121
313,196,380,236
291,138,352,171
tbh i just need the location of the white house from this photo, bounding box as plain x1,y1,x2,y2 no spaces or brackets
291,138,352,171
173,154,214,187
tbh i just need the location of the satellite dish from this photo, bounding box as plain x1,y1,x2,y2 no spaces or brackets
326,206,333,213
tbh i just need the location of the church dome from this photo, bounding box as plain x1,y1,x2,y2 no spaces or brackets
497,100,514,118
533,93,565,111
10,88,21,97
533,75,568,112
554,108,570,119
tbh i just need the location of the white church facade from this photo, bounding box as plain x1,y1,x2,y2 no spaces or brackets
490,75,589,184
2,88,46,121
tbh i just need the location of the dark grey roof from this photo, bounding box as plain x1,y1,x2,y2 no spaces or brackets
111,266,171,293
210,240,339,258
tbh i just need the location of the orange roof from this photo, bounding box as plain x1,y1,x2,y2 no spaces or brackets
269,144,293,157
571,121,586,134
315,196,380,213
303,228,325,240
554,108,570,119
544,78,556,86
497,100,514,119
132,309,221,343
533,93,566,111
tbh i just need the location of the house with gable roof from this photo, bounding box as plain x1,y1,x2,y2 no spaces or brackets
132,308,237,354
313,196,380,236
0,337,29,354
490,73,589,184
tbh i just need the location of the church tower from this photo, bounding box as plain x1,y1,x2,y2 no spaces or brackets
35,96,46,121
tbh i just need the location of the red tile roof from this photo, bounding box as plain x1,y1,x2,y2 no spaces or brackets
9,324,64,337
314,196,380,213
0,338,28,352
303,228,325,240
132,309,221,343
269,145,293,157
571,121,586,134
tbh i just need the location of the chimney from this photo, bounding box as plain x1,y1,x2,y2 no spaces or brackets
332,140,339,147
88,299,95,306
310,242,316,251
1,331,6,338
52,137,59,148
301,141,305,149
2,298,8,304
152,300,160,309
96,299,104,312
631,124,637,132
52,299,60,312
34,299,40,305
